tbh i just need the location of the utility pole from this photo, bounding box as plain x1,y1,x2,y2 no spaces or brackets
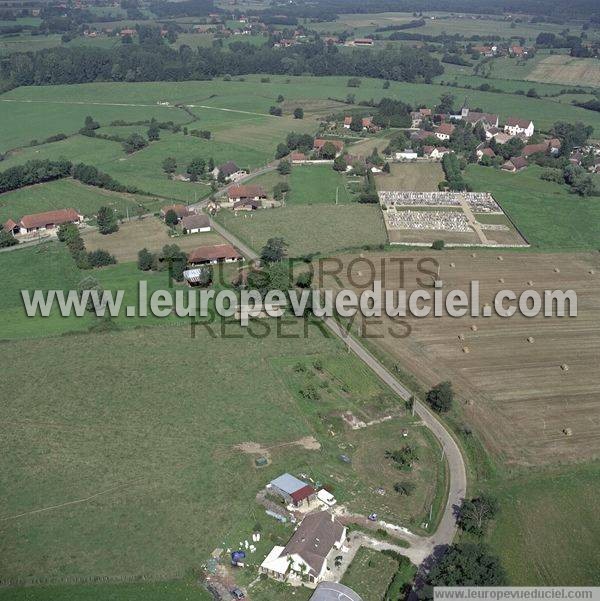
335,186,339,205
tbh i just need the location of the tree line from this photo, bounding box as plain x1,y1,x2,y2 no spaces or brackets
1,40,443,88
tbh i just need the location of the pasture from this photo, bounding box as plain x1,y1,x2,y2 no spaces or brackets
0,323,440,586
3,75,600,134
466,165,600,251
0,179,161,223
248,164,355,204
486,462,600,585
215,204,387,256
324,250,600,468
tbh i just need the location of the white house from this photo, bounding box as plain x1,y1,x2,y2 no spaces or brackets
260,512,346,586
212,160,245,182
180,214,211,234
435,123,455,141
504,117,534,138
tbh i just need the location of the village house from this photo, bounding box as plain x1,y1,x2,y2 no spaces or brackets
435,123,455,141
268,473,317,508
472,44,497,57
423,145,451,159
181,214,211,234
509,45,528,58
501,156,528,172
228,184,267,203
313,139,344,156
119,28,136,37
290,151,308,163
160,204,191,222
187,244,242,265
212,160,245,182
476,147,496,161
504,117,534,138
521,139,560,158
259,511,346,586
492,131,514,145
410,107,432,128
5,208,83,236
461,106,499,129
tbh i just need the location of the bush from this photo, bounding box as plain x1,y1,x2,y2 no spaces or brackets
431,239,445,250
426,381,454,413
87,249,117,267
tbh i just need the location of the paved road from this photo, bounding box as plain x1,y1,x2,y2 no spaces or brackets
323,318,467,564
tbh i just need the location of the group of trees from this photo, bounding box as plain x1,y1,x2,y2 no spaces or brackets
57,222,116,269
275,132,315,159
386,445,419,470
441,153,469,191
359,171,379,203
0,159,72,194
137,244,189,281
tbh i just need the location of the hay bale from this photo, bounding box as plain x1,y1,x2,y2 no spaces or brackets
590,269,595,275
357,271,362,277
527,336,535,343
562,428,573,436
458,334,465,341
527,280,534,286
449,262,455,268
497,256,503,261
462,346,470,354
560,364,569,371
554,267,560,273
498,278,505,284
471,324,478,332
471,253,476,258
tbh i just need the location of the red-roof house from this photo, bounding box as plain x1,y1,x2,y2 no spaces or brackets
435,123,455,141
16,208,83,235
188,244,242,265
228,184,267,202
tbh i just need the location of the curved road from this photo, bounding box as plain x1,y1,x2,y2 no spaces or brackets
198,180,467,568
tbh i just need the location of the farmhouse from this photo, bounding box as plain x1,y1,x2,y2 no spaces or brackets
522,139,561,157
477,147,496,161
120,28,136,37
234,199,261,211
410,107,432,127
228,185,267,202
259,511,346,585
501,156,528,172
269,473,317,508
6,208,83,236
310,583,363,601
435,123,455,141
461,109,499,129
188,244,242,265
161,204,191,221
291,151,308,163
212,161,245,182
509,45,528,57
181,214,211,234
504,117,535,138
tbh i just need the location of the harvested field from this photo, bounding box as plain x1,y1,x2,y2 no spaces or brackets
325,250,600,467
82,216,226,262
526,55,600,87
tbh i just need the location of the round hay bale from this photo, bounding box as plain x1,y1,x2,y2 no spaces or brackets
466,399,474,406
462,346,470,354
527,336,535,343
498,278,505,284
497,256,503,261
560,364,569,371
527,280,534,286
458,334,465,341
471,253,476,258
562,428,573,436
590,269,595,275
471,324,478,332
357,271,362,277
449,262,456,268
554,267,560,273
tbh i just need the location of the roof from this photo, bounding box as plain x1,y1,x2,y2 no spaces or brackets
3,219,17,231
181,214,210,229
19,208,80,230
161,204,189,218
412,130,434,141
218,160,240,177
480,147,496,157
290,484,316,504
344,116,352,125
493,132,513,144
188,244,242,263
522,142,549,157
510,156,528,170
233,199,261,209
436,123,455,136
270,473,308,495
228,184,266,199
314,139,344,151
463,111,498,126
282,511,345,577
419,108,432,116
290,151,307,161
310,582,363,601
362,117,373,127
506,117,533,129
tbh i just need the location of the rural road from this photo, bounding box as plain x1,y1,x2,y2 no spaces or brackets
204,205,468,566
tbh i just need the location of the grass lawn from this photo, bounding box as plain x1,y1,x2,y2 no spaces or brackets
0,323,438,588
341,547,399,601
248,164,355,204
465,164,600,251
0,179,161,223
376,163,444,192
485,462,600,585
216,204,387,256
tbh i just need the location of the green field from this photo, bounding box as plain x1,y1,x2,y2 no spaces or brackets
0,179,161,223
249,164,355,204
485,462,600,585
341,547,399,601
3,76,600,134
465,164,600,251
0,321,438,591
216,204,387,256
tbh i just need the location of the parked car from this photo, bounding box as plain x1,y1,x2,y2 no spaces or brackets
230,588,245,600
